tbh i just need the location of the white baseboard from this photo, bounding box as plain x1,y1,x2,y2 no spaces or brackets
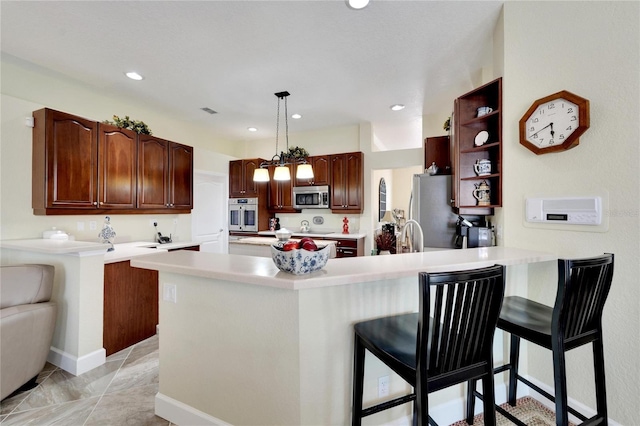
155,392,232,426
47,346,106,376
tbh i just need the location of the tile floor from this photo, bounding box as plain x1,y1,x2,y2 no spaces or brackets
0,335,170,425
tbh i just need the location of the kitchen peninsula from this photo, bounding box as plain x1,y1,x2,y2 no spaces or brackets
131,246,555,425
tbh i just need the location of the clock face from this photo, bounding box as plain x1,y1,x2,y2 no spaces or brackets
525,98,579,148
519,90,590,155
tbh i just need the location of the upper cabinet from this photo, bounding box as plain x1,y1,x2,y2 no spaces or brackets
451,77,502,213
229,158,265,198
137,135,193,210
99,123,138,209
294,155,330,187
33,109,99,212
32,108,193,215
267,164,297,213
330,151,363,213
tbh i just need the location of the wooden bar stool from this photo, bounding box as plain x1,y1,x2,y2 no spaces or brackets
467,253,614,426
351,265,505,426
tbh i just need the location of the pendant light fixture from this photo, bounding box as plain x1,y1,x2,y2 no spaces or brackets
253,91,314,182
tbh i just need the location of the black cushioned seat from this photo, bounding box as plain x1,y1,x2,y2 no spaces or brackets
352,265,505,426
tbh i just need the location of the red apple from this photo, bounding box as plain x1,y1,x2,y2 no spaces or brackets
283,241,299,251
299,236,314,245
301,240,318,251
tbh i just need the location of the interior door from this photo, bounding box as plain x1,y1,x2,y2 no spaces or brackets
192,171,227,253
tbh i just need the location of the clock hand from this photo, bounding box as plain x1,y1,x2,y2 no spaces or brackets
530,123,552,137
550,122,555,139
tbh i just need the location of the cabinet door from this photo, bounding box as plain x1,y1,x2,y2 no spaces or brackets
137,135,169,209
104,261,158,356
294,155,330,186
98,124,137,209
330,154,346,209
169,142,193,209
267,164,296,212
330,152,363,213
229,160,245,197
242,159,262,197
36,109,99,209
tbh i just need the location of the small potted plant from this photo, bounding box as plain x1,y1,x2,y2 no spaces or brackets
375,231,396,255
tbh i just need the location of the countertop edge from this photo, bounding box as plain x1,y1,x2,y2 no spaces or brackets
131,247,557,291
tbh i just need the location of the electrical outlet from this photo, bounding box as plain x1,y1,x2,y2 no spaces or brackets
163,283,177,303
173,218,178,225
378,376,389,398
77,221,85,231
89,221,97,230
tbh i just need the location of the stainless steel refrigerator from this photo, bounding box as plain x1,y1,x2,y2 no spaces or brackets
409,174,458,249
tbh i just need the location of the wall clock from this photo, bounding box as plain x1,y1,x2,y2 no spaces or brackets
519,90,590,154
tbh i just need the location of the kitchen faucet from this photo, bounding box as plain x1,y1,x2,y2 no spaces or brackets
400,219,424,253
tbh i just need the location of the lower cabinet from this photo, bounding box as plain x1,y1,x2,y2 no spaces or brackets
103,261,158,356
334,237,365,258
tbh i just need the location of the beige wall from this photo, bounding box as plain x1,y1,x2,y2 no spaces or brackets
502,2,639,424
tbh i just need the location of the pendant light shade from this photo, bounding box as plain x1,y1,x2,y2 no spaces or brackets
296,163,314,179
273,165,291,181
252,91,313,182
253,168,270,182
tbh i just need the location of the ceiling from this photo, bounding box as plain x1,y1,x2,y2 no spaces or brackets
0,1,502,150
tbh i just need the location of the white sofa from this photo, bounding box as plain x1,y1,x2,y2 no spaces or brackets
0,264,56,400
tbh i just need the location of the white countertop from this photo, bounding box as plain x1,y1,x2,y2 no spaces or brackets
0,238,108,254
0,238,199,262
131,246,556,291
103,241,200,264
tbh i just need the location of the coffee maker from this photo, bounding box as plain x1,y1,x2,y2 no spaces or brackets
455,215,493,249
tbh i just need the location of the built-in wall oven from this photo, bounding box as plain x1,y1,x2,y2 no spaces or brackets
229,198,258,232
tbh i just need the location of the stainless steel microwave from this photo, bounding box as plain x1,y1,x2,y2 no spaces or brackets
293,186,330,209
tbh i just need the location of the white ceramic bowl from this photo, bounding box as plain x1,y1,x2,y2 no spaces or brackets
275,228,292,241
271,243,330,275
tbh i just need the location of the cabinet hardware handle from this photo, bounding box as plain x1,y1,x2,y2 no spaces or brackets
93,202,98,206
99,202,104,205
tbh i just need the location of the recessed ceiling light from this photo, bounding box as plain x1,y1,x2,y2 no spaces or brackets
347,0,370,10
390,104,405,111
247,127,258,132
125,71,144,81
291,113,302,119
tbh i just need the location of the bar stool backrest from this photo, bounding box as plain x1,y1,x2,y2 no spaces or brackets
418,266,505,382
553,254,614,344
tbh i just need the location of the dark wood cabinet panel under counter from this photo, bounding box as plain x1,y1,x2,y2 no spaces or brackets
103,261,158,356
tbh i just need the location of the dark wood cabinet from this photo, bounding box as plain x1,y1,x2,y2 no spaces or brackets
98,123,138,209
333,237,365,258
103,261,158,356
451,78,502,213
229,158,264,197
32,108,193,215
169,142,193,209
330,152,363,213
424,136,451,175
137,135,193,211
267,164,297,212
32,108,99,213
137,136,169,209
294,155,330,186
